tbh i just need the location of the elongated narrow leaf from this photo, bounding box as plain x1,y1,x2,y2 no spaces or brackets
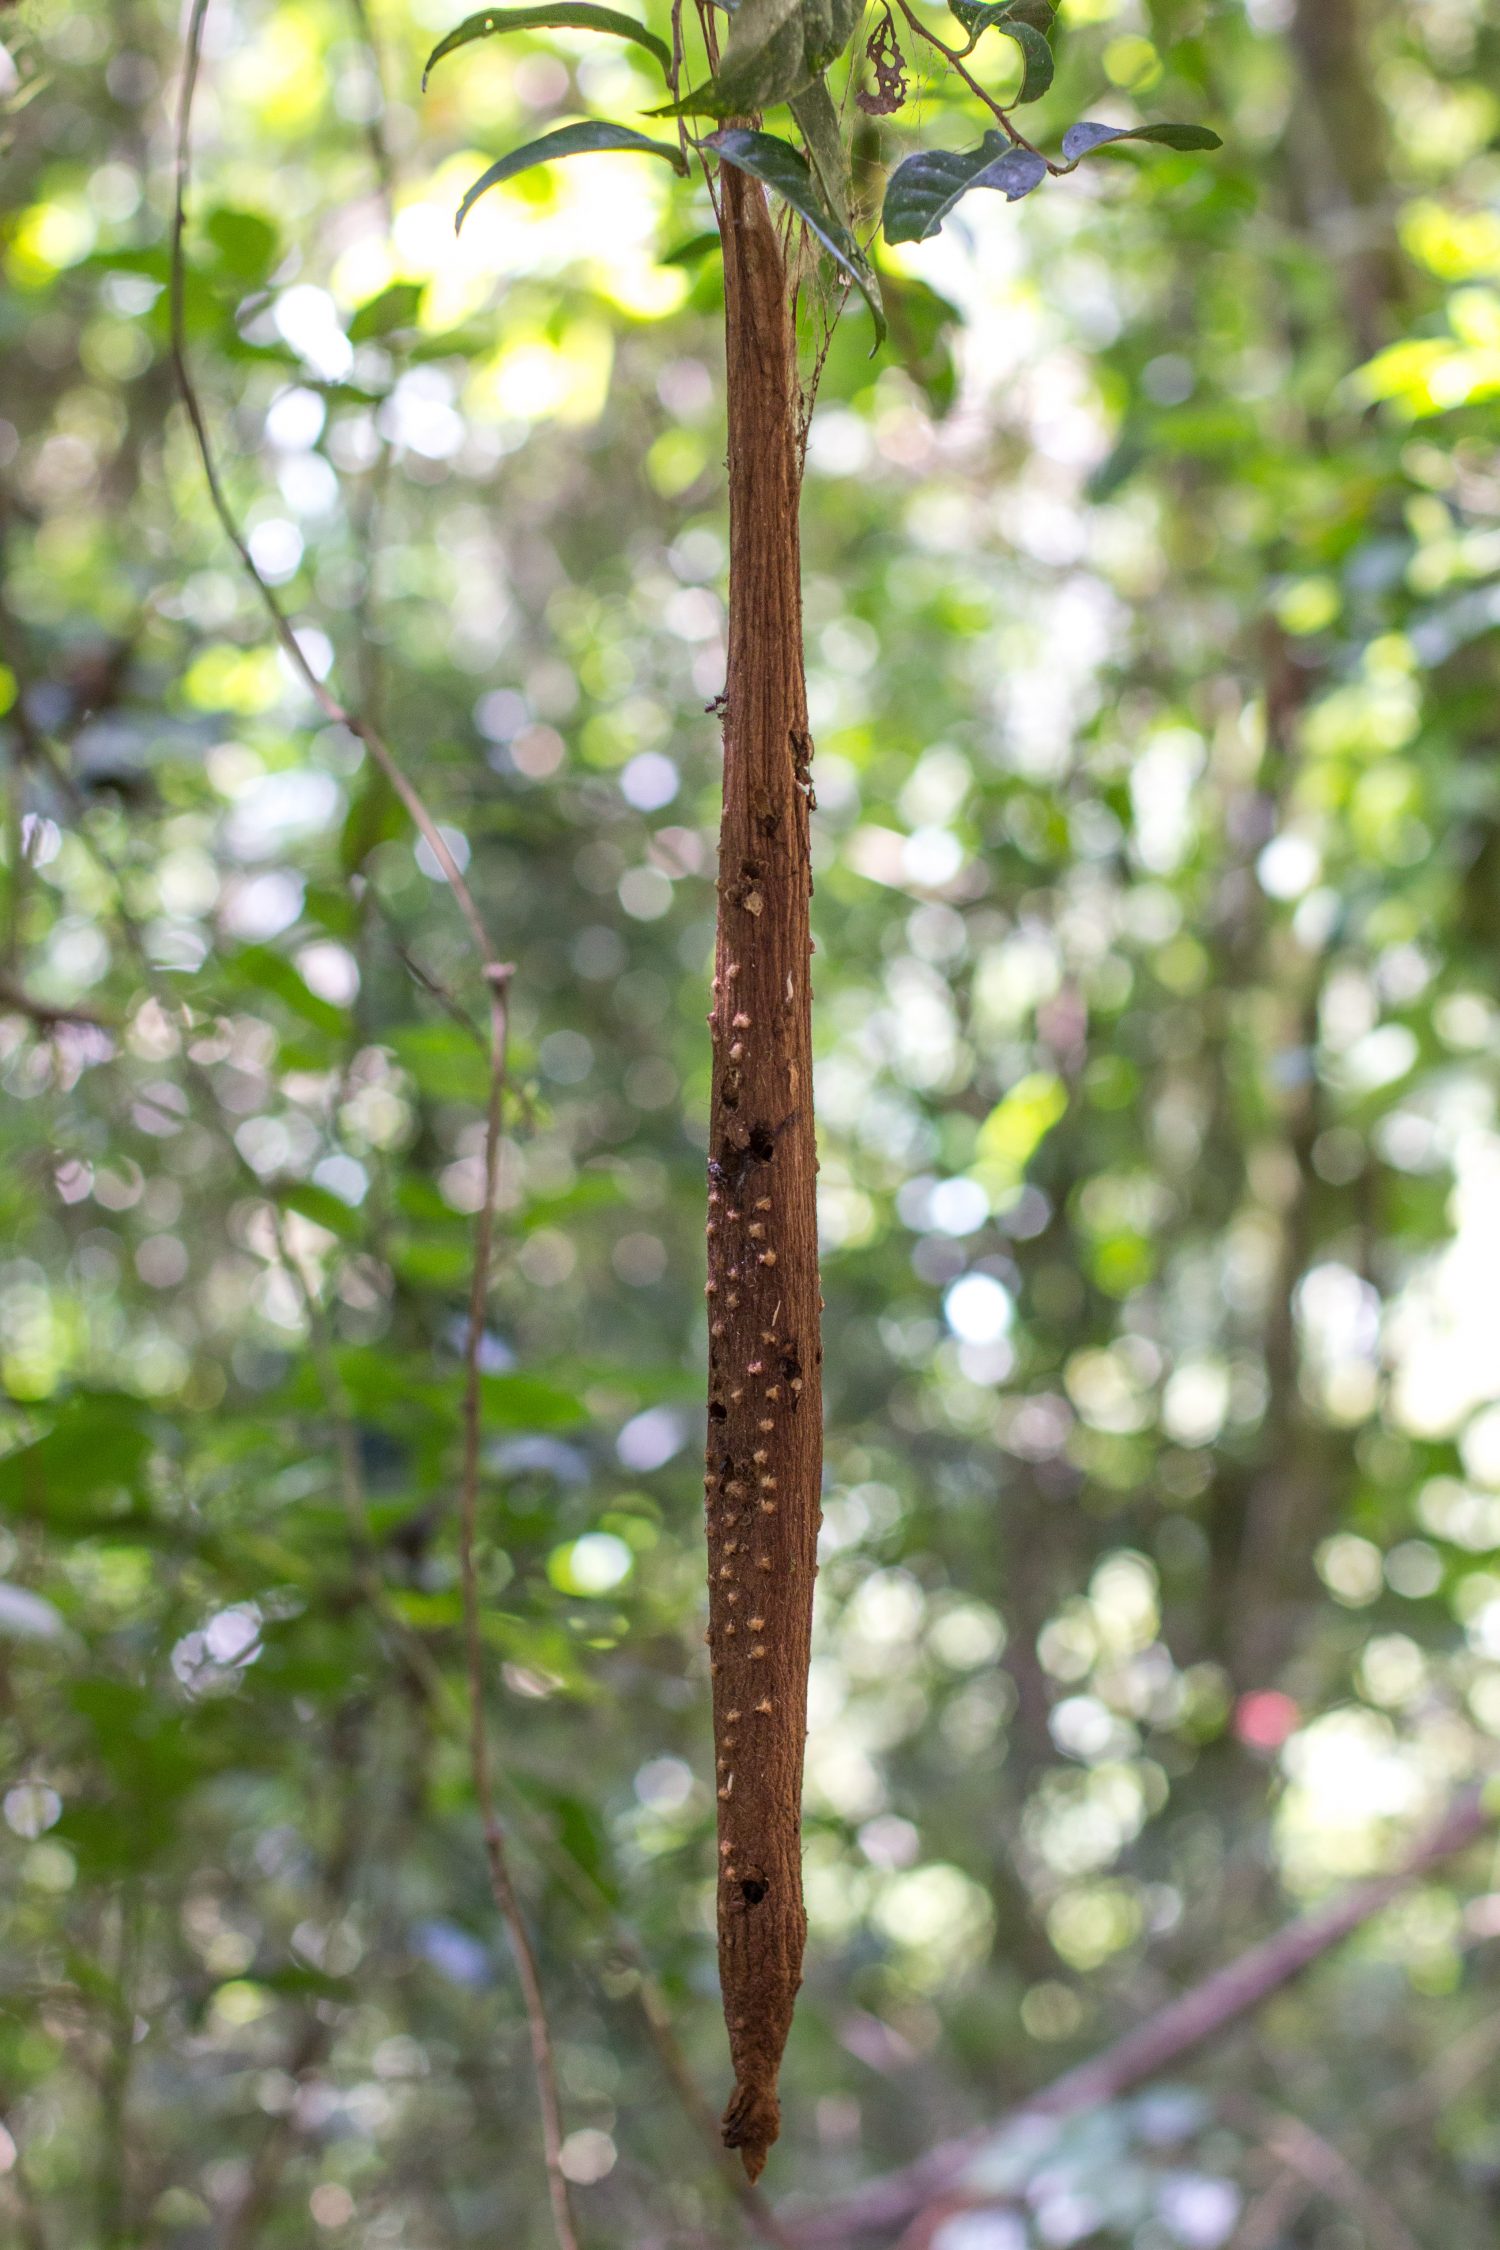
788,74,848,227
423,4,671,87
667,0,860,116
708,129,884,345
882,133,1046,245
660,229,722,266
456,121,688,233
1061,119,1222,161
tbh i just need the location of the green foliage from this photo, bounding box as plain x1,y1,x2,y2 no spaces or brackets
3,0,1500,2243
456,120,689,233
423,4,674,88
884,134,1046,243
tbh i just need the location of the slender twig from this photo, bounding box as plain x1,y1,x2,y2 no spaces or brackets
170,0,496,971
458,970,580,2250
889,0,1056,164
1224,2100,1420,2250
171,16,577,2249
345,0,397,228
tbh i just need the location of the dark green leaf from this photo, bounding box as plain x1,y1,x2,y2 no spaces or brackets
948,0,1052,38
666,0,860,117
229,945,349,1041
708,129,884,346
456,121,688,233
278,1182,363,1242
1061,119,1222,161
993,19,1052,96
0,1396,152,1528
423,5,672,88
660,230,722,267
948,2,1053,96
883,133,1046,244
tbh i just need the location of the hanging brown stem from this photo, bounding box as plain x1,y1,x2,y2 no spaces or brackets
705,150,824,2184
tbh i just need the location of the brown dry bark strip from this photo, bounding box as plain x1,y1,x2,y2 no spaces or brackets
795,1785,1492,2241
704,152,823,2184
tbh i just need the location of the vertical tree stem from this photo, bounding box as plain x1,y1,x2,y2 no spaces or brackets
704,156,823,2182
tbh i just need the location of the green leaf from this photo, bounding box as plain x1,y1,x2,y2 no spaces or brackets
481,1372,588,1429
456,121,688,234
390,1021,491,1104
667,0,860,117
708,130,884,346
278,1181,363,1242
203,207,280,280
948,0,1053,42
883,133,1046,245
349,281,426,341
1061,119,1222,161
992,19,1052,96
0,1395,153,1530
229,946,349,1041
423,5,672,88
882,269,961,414
948,1,1053,95
660,229,722,267
788,73,848,227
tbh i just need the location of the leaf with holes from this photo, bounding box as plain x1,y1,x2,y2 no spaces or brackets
1061,119,1222,161
708,129,884,345
455,121,688,233
422,4,672,87
665,0,861,116
883,133,1046,245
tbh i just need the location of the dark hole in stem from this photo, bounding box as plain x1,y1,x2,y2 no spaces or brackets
709,1400,728,1423
740,1878,768,1906
748,1122,775,1164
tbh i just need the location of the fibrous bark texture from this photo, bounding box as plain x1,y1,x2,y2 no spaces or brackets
704,158,822,2183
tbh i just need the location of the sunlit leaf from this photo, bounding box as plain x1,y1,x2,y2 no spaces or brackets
423,4,672,88
349,280,425,341
456,122,688,234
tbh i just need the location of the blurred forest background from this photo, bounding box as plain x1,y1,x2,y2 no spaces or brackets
3,0,1500,2245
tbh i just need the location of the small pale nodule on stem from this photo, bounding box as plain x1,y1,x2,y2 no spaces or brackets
701,157,823,2184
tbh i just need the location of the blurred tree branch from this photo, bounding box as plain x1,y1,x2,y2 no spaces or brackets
794,1785,1494,2243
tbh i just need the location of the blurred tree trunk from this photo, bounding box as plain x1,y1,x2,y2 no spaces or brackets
1287,0,1406,353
